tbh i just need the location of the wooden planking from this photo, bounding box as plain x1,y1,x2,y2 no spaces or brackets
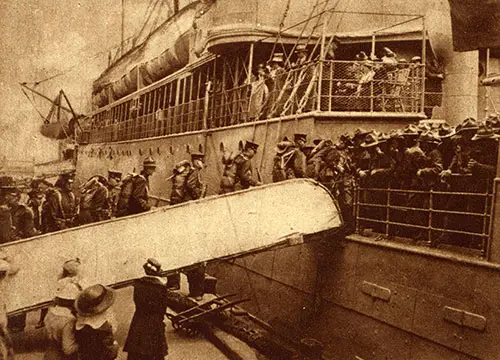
1,179,341,312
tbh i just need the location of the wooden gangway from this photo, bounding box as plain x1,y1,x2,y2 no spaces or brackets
1,179,342,313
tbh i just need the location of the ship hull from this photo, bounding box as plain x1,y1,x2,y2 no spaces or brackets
76,113,421,200
209,233,500,360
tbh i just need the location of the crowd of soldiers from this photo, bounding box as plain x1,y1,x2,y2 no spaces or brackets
269,115,500,245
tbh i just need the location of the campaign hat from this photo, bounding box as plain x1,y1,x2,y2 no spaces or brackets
361,133,384,148
143,156,157,168
244,140,259,151
471,124,500,141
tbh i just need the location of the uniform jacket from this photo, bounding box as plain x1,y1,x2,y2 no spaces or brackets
123,276,169,357
234,154,258,189
128,172,151,215
418,148,443,189
43,188,76,232
0,206,13,244
11,203,36,240
79,182,109,224
288,149,307,179
27,194,44,232
170,165,204,205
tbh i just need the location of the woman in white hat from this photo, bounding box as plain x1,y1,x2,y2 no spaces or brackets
74,284,118,360
123,258,169,360
43,277,82,360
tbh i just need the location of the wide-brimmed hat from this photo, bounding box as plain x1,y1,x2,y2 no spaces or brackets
388,129,404,140
361,133,385,148
107,170,122,180
275,140,295,155
471,124,500,141
75,284,116,317
411,56,422,63
143,257,162,276
401,124,420,137
143,156,157,168
438,123,455,139
418,131,441,144
485,113,500,130
352,128,371,141
456,117,479,135
294,133,307,143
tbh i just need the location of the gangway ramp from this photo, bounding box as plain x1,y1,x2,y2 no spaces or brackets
1,179,342,313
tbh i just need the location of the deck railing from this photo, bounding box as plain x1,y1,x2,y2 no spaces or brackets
354,175,493,256
86,60,426,144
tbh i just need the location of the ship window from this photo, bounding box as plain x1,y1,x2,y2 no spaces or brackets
219,142,224,152
169,145,174,155
198,144,203,153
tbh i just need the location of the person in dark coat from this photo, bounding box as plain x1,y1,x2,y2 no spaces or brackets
27,179,51,233
74,284,118,360
128,157,157,215
124,258,169,360
43,171,77,233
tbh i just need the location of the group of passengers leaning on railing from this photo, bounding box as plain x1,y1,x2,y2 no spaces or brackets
87,44,428,143
245,44,425,121
268,115,499,253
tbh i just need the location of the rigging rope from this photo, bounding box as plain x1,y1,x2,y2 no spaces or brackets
21,88,46,121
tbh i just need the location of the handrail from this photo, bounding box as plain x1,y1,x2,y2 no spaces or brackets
84,60,426,144
355,176,493,256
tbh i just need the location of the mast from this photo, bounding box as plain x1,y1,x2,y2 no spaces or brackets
121,0,125,57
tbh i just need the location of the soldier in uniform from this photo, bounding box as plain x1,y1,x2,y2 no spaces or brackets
7,188,36,241
168,153,207,293
127,157,157,215
27,179,51,234
78,175,109,225
272,138,296,183
290,133,307,178
107,170,122,218
170,153,207,205
0,176,16,244
220,141,261,193
43,170,77,233
358,133,393,234
0,250,19,360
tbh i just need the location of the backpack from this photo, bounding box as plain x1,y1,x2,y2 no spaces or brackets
115,173,138,217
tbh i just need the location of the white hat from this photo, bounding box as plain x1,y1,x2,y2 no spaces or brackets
55,278,82,300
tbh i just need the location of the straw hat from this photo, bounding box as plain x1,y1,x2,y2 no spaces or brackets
75,284,116,317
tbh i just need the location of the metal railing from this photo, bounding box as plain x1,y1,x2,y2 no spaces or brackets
354,175,493,255
86,60,426,143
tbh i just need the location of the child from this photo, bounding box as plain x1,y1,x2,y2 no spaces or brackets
74,284,118,360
